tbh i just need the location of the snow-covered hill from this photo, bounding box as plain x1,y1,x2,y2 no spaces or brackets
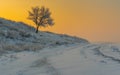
0,18,88,53
0,18,120,75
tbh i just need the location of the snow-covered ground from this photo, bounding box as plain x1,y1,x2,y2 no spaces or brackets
0,43,120,75
0,18,120,75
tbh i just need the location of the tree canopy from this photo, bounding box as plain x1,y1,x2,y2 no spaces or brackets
28,6,54,33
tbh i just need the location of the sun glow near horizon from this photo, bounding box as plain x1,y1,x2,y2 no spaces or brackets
0,0,120,42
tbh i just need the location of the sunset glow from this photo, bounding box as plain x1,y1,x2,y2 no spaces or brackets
0,0,120,42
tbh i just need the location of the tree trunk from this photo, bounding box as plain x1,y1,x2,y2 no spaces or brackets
35,25,39,33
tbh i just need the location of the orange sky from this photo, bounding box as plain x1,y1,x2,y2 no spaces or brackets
0,0,120,42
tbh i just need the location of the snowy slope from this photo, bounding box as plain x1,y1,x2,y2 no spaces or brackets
0,43,120,75
0,18,120,75
0,18,88,53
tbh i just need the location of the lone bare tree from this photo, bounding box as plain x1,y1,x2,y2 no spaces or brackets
28,6,54,33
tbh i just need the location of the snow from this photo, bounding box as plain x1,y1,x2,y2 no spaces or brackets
0,43,120,75
0,18,88,52
0,18,120,75
49,43,120,75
